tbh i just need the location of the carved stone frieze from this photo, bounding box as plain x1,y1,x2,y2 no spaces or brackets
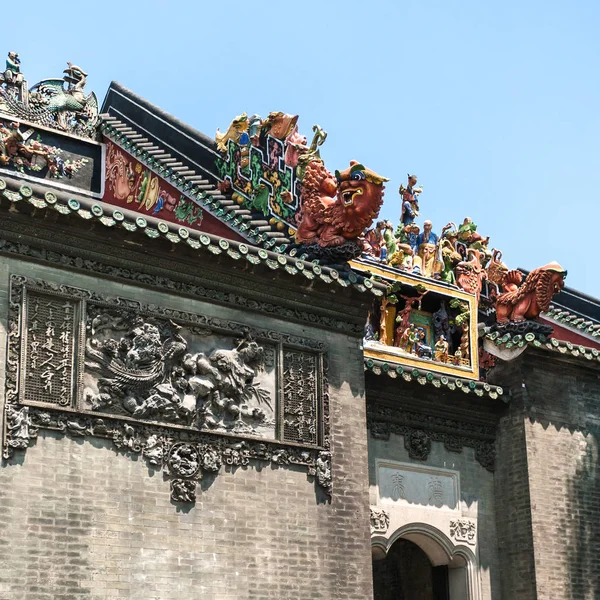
3,275,332,502
370,508,390,533
367,403,497,472
449,519,477,545
0,231,364,335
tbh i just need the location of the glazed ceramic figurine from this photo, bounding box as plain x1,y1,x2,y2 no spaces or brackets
415,220,439,278
215,113,249,152
434,336,449,363
404,324,418,354
295,160,388,247
495,262,567,323
399,174,422,226
456,249,486,300
3,52,23,85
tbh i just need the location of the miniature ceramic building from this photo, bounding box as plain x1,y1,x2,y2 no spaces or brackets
1,56,599,600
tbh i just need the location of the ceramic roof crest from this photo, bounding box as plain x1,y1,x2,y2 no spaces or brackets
214,112,388,263
0,52,98,140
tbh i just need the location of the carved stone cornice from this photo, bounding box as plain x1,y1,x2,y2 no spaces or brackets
366,402,497,472
0,216,368,335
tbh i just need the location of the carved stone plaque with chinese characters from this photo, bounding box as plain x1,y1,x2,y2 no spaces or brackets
21,291,79,407
376,460,459,510
3,275,331,502
282,350,320,445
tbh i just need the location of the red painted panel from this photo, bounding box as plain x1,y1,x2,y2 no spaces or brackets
102,138,245,241
541,317,600,349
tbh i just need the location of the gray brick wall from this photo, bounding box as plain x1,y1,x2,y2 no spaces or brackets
492,351,600,600
0,256,373,600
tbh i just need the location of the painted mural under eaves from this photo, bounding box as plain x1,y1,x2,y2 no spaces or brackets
103,138,245,240
0,52,98,140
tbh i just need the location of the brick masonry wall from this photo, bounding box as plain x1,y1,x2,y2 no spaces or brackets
0,256,373,600
492,350,600,600
494,393,538,600
523,353,600,600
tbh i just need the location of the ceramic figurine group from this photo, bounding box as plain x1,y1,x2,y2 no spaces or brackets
363,175,495,299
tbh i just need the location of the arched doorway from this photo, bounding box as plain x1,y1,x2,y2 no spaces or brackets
372,524,478,600
373,538,449,600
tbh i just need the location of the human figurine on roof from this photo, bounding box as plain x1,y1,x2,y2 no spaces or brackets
434,335,449,363
416,220,438,247
381,220,397,261
399,174,422,226
4,52,23,85
416,220,440,278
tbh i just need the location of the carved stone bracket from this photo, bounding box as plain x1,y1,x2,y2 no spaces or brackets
367,404,496,471
370,508,390,534
3,275,332,502
449,519,477,546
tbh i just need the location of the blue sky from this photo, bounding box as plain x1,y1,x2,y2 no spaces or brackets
5,0,600,297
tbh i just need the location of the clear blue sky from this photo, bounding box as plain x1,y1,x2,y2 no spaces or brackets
5,0,600,297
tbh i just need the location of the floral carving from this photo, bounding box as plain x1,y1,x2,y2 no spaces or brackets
168,443,200,478
404,430,431,461
171,479,196,503
4,405,37,455
315,451,332,494
370,508,390,533
450,519,477,545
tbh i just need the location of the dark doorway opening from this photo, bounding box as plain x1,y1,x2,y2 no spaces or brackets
373,538,450,600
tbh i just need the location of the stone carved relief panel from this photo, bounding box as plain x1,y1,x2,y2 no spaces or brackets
82,305,277,438
449,519,477,546
3,275,331,502
282,350,319,445
377,460,459,510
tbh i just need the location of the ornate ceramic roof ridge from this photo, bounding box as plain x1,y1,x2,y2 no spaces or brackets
484,330,600,364
364,357,505,400
353,256,469,294
544,305,600,338
0,175,387,298
98,115,291,251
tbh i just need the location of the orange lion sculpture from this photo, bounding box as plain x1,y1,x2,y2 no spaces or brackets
295,159,388,247
495,262,567,324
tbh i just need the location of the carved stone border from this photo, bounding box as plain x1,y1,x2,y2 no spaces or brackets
367,404,496,472
0,228,366,335
3,275,332,501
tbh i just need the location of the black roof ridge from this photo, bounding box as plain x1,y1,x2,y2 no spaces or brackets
101,81,217,151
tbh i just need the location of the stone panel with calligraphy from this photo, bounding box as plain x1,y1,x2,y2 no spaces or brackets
21,290,79,407
376,460,459,510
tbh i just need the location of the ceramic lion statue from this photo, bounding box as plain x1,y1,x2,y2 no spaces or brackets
495,262,567,324
295,159,388,247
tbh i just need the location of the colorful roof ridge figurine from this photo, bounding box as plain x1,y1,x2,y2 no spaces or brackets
399,174,422,226
294,158,388,255
495,262,567,324
3,52,23,85
0,54,99,139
